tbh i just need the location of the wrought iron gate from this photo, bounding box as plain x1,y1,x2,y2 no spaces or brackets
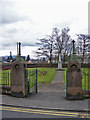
25,69,37,96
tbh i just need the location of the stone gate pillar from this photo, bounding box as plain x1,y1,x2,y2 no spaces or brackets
11,42,27,97
66,40,83,100
11,56,27,97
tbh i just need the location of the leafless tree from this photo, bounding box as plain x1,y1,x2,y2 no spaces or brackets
35,35,54,63
35,27,72,65
52,27,72,68
77,34,89,62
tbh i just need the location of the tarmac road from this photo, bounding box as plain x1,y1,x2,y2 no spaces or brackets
1,105,90,118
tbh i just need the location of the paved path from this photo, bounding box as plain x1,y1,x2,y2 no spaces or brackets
1,71,90,112
38,71,66,92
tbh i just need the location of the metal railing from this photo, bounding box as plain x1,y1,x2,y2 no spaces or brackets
26,69,37,95
82,69,90,90
0,69,37,95
0,70,11,86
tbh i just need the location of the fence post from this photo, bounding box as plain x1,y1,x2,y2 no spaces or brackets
8,71,9,85
25,69,30,96
36,69,37,93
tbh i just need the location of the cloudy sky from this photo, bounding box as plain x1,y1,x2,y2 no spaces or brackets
0,0,89,58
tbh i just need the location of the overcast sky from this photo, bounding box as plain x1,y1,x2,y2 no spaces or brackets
0,0,89,58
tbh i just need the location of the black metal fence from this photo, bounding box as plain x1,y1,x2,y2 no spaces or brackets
26,69,37,95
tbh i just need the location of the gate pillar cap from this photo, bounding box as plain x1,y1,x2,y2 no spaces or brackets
68,40,81,69
67,60,81,69
11,56,27,69
15,55,24,62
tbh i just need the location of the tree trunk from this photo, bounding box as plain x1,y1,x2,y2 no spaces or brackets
49,57,52,63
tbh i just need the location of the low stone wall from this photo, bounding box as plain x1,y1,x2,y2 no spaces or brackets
27,63,58,68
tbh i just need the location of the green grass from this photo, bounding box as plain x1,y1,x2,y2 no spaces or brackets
81,68,90,90
27,68,57,83
63,68,90,90
37,68,56,83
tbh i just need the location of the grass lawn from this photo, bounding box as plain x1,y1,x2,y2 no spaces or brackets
27,68,57,83
81,68,90,90
63,68,90,90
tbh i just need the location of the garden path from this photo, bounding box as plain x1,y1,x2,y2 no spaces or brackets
38,71,66,92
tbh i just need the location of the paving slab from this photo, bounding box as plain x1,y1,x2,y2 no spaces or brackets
1,93,89,112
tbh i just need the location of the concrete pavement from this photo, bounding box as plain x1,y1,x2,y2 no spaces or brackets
1,71,90,112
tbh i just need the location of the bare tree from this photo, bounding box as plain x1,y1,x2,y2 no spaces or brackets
35,35,54,63
35,27,71,65
77,34,88,62
53,27,71,69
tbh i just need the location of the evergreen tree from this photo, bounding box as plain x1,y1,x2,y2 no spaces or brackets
26,55,30,61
